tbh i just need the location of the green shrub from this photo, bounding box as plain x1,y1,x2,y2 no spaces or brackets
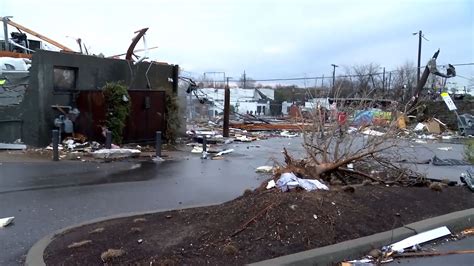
164,94,180,144
464,139,474,164
103,82,131,144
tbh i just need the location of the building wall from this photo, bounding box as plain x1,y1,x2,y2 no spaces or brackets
0,50,178,146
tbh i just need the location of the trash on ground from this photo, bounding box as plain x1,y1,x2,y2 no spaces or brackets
386,226,451,253
0,216,14,227
214,149,234,157
424,119,442,134
361,129,384,136
437,147,452,151
256,166,273,173
152,156,164,162
461,168,474,191
191,146,203,153
414,123,425,131
276,172,329,192
92,148,141,159
280,131,298,138
432,156,470,166
266,180,276,189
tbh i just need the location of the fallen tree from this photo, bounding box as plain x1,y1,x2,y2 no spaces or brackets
279,87,423,186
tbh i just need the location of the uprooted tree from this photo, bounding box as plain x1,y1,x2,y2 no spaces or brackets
280,87,423,186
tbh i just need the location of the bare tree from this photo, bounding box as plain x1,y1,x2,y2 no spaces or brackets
280,85,420,186
238,73,256,88
391,62,417,103
351,63,382,98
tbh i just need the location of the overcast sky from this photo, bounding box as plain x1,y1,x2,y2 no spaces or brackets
2,0,473,86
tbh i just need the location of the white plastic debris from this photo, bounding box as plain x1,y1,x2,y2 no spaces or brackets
347,127,358,134
414,139,427,144
437,147,452,151
138,239,143,244
152,156,164,162
387,226,451,253
362,129,385,136
414,123,425,131
215,149,234,156
0,216,14,227
276,172,329,192
191,146,203,153
313,214,318,220
256,166,273,173
441,135,453,140
235,136,252,142
347,163,354,170
92,148,141,159
266,180,276,189
280,131,298,138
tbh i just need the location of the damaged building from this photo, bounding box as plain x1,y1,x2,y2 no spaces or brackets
0,18,179,147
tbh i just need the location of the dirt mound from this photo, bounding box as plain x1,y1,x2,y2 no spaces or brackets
44,186,474,265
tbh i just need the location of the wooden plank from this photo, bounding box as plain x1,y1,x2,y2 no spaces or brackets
0,51,32,59
1,17,73,52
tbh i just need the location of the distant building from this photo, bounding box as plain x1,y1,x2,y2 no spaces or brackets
190,88,274,118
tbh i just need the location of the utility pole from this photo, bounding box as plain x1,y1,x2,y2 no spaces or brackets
382,67,386,91
243,70,246,89
223,77,230,137
415,30,422,86
321,74,324,88
331,64,338,96
388,72,392,91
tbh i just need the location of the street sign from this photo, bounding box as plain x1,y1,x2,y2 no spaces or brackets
441,92,457,111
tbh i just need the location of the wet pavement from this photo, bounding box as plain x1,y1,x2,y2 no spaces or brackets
0,137,301,265
0,136,469,265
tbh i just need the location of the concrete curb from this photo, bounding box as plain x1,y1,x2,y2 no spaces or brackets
250,208,474,266
24,203,217,266
25,207,474,266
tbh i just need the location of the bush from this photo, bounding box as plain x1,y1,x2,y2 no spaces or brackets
103,82,131,144
464,139,474,164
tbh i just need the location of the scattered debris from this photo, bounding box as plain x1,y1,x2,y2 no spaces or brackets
92,148,141,159
137,239,143,244
100,248,125,262
432,156,470,166
437,147,452,151
276,172,329,192
256,166,273,173
361,129,384,136
0,216,14,227
90,227,105,234
414,123,425,131
214,149,234,157
191,146,203,153
386,226,451,253
68,240,92,248
280,131,298,138
266,180,276,189
460,168,474,191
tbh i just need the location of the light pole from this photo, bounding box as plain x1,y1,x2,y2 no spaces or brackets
331,64,338,96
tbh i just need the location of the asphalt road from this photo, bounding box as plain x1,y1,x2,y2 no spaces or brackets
0,136,469,265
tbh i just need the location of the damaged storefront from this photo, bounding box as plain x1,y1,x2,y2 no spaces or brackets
0,50,179,147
